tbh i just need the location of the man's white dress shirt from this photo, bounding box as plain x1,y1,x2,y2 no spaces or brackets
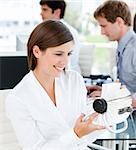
61,19,81,73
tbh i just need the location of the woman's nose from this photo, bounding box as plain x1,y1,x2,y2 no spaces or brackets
62,55,69,65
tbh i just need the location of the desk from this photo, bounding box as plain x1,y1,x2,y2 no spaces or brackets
93,111,136,150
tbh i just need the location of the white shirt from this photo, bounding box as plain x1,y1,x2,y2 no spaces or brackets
6,70,89,150
61,19,81,73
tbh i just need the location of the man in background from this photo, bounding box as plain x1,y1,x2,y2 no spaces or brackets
133,13,136,33
94,0,136,139
39,0,81,73
94,0,136,108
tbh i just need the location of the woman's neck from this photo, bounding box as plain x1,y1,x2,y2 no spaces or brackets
33,69,56,106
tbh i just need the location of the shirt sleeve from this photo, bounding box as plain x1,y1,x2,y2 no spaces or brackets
132,44,136,71
68,25,81,71
132,93,136,98
5,94,81,150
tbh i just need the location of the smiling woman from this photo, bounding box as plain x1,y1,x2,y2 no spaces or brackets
32,41,73,78
27,20,73,70
5,20,105,150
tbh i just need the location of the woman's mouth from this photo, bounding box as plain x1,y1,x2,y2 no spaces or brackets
53,65,64,71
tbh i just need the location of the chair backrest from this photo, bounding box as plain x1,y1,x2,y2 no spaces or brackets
79,43,95,77
0,90,21,150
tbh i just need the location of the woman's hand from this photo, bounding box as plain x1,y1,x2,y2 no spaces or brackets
73,113,105,138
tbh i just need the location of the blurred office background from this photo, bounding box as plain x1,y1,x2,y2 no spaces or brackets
0,0,135,75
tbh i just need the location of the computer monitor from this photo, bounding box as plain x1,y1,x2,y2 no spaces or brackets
0,51,29,89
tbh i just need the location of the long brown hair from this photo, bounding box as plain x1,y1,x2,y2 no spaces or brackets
27,20,73,70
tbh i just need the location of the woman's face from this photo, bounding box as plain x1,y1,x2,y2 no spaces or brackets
34,41,74,77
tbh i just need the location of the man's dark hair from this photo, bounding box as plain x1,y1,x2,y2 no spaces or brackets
39,0,66,19
94,0,131,26
133,13,136,33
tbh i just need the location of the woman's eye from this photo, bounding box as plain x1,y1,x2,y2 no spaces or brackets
55,54,62,56
55,52,72,56
68,52,72,56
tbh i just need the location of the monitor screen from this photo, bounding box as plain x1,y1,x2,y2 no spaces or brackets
0,52,29,89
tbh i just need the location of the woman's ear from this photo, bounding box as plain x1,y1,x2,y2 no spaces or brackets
32,45,41,58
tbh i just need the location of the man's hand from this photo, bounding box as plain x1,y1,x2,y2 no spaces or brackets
89,90,102,97
131,93,136,108
86,85,102,97
86,85,102,92
132,98,136,108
